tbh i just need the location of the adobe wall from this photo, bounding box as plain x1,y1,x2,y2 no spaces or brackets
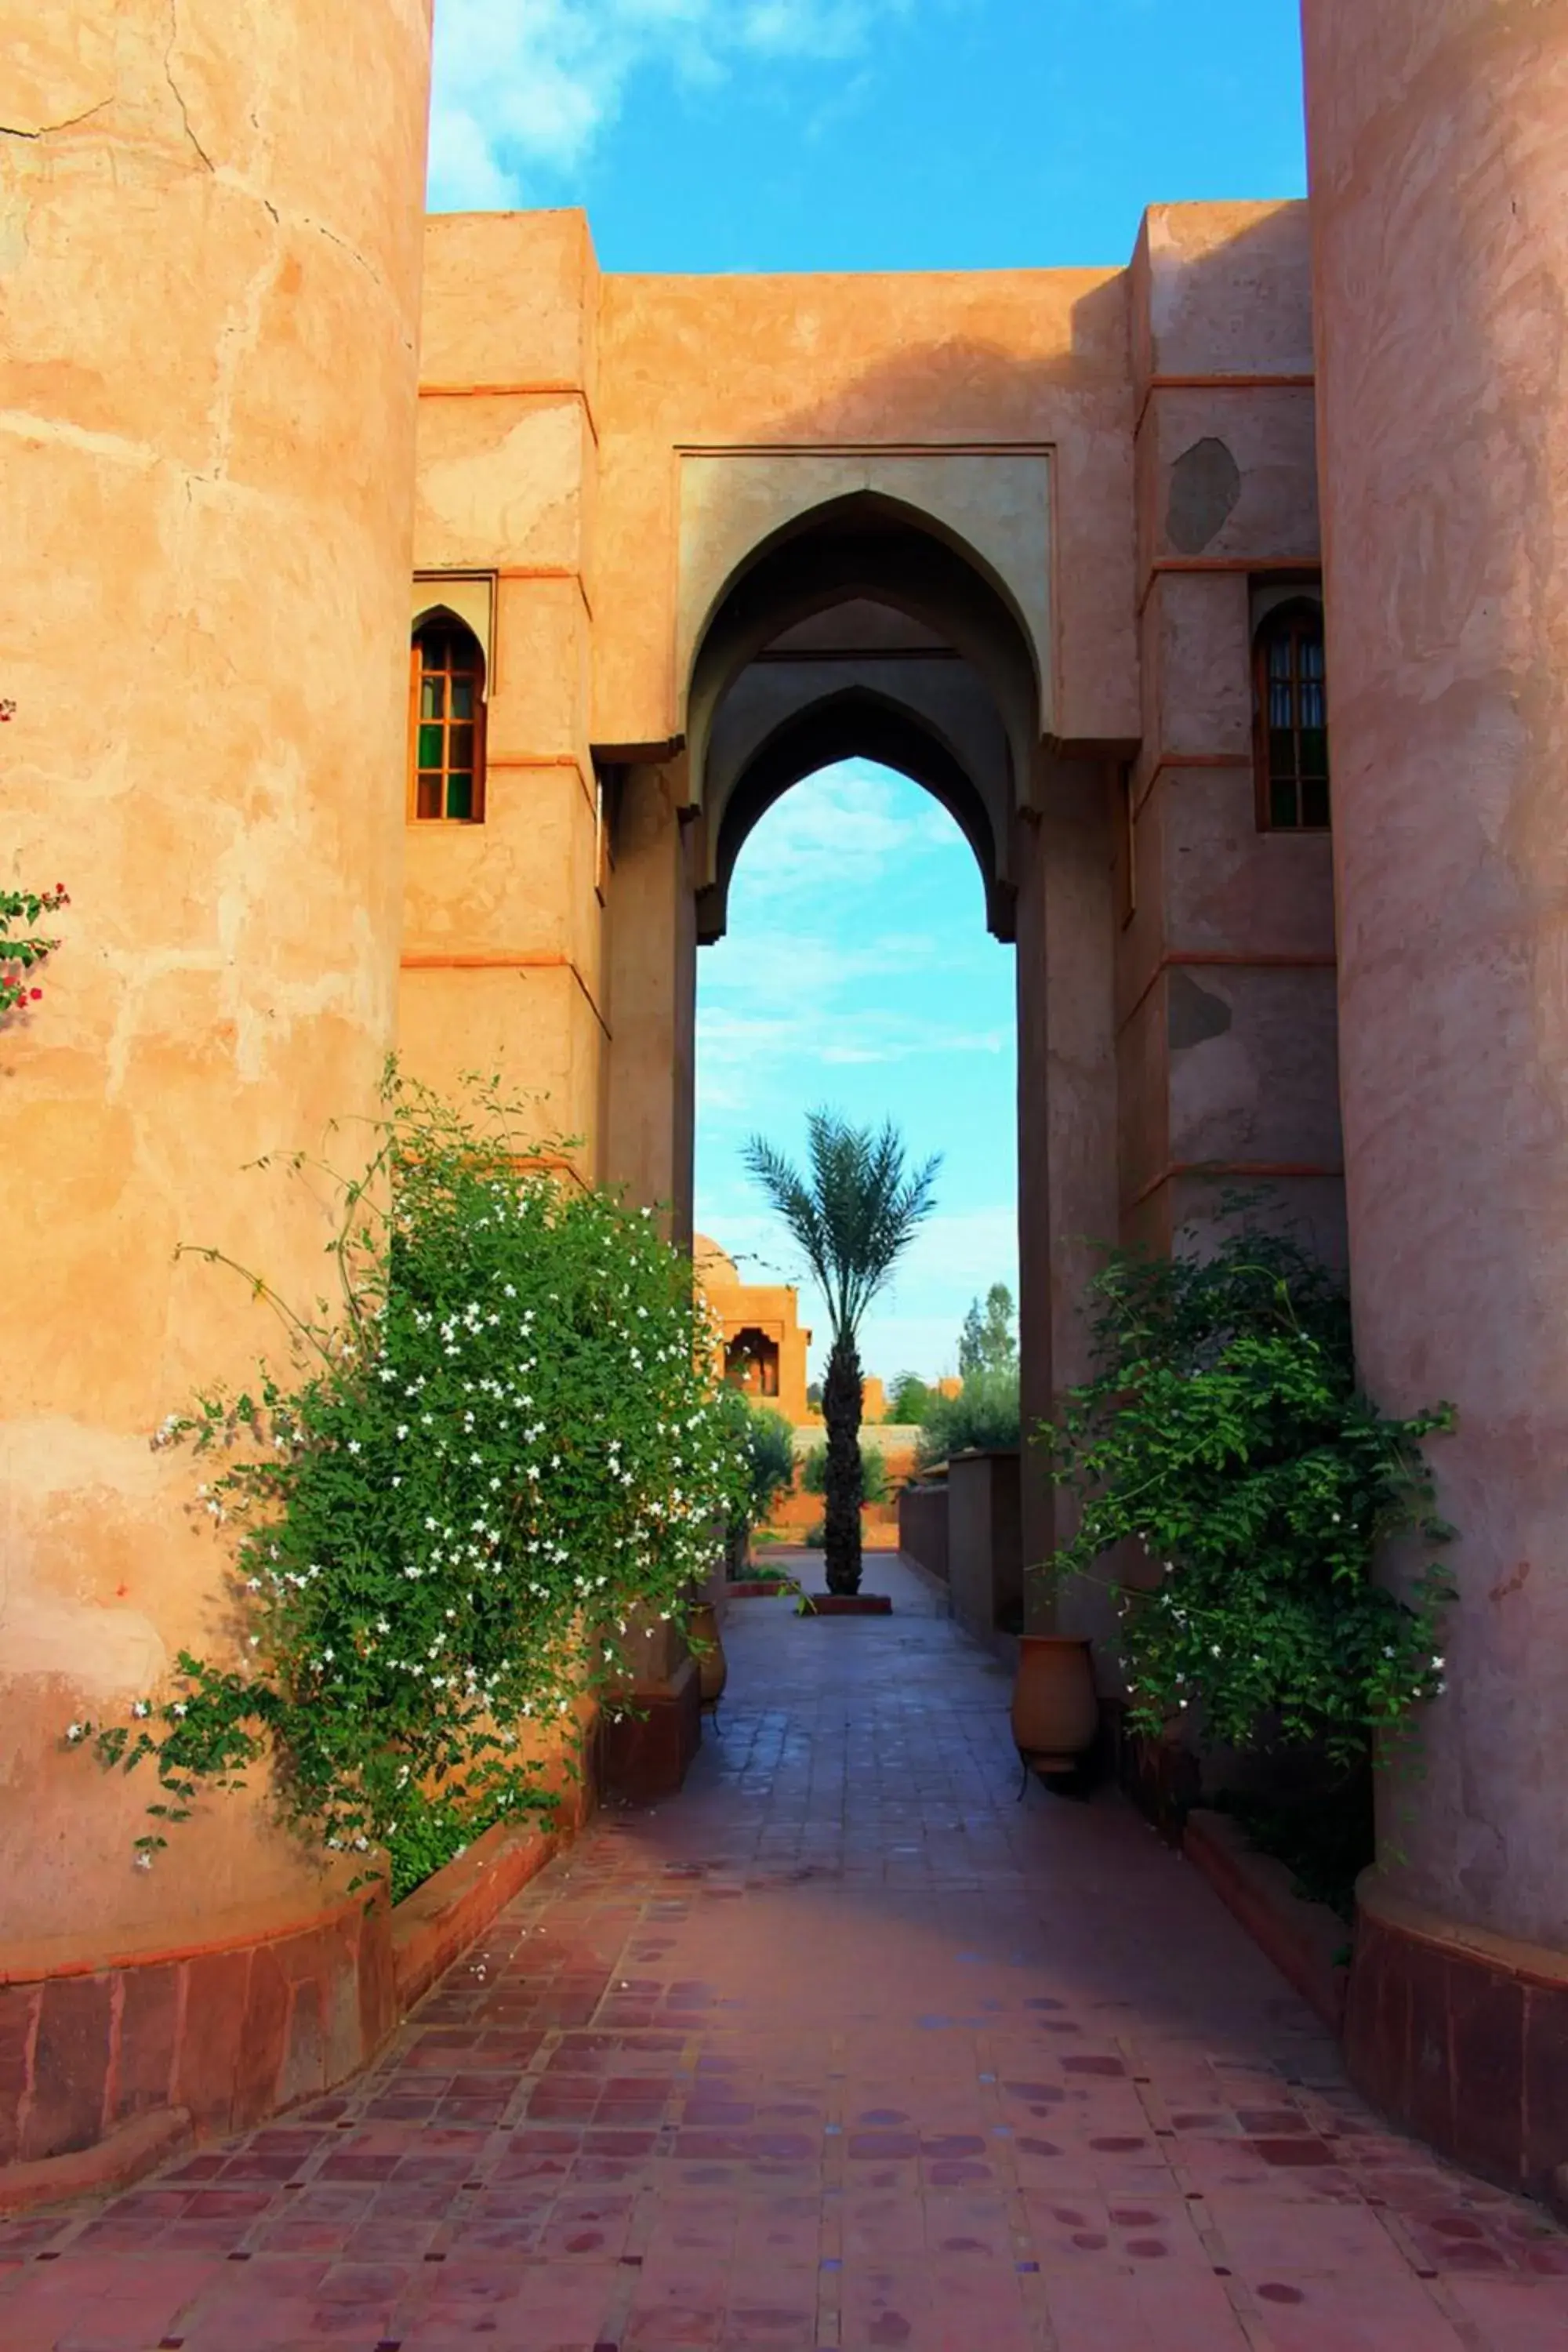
405,214,605,1172
1117,201,1341,1267
408,206,1341,1626
0,0,433,2157
1305,0,1568,2193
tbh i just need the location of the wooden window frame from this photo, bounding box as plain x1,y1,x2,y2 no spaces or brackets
408,619,488,825
1252,597,1330,833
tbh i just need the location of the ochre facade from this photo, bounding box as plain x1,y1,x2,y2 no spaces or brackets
5,0,1568,2201
694,1236,813,1429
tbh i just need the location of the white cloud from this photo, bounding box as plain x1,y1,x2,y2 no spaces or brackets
728,763,964,900
430,1,909,210
697,1000,1005,1090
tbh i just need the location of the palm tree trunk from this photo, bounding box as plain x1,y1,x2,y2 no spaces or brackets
822,1330,863,1595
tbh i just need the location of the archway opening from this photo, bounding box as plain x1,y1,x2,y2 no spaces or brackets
676,492,1038,1590
694,753,1019,1567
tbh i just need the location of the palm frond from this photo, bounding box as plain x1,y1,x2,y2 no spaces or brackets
742,1112,941,1345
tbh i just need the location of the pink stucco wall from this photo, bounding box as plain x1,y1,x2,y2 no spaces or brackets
1305,0,1568,1952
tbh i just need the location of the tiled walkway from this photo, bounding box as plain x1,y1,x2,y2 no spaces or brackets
4,1555,1566,2352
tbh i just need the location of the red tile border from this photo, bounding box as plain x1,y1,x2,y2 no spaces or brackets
0,2103,191,2214
1345,1882,1568,2197
0,1722,602,2201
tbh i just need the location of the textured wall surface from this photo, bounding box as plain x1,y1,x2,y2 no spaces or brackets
0,0,432,1969
1306,0,1568,1952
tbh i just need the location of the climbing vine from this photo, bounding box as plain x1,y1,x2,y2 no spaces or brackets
67,1072,747,1886
1037,1211,1454,1765
2,699,70,1015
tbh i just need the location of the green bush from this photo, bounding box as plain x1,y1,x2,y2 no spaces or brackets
801,1440,888,1504
742,1403,797,1523
67,1073,746,1885
916,1368,1022,1466
886,1372,932,1425
714,1392,797,1573
1036,1212,1454,1764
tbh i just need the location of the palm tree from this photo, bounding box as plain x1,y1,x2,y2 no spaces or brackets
743,1112,940,1595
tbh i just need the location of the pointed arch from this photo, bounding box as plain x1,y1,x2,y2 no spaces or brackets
697,684,1014,944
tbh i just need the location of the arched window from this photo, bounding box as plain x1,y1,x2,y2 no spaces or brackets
1254,601,1329,830
410,617,485,822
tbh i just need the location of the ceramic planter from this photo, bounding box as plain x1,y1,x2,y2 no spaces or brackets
688,1601,728,1709
1011,1635,1098,1774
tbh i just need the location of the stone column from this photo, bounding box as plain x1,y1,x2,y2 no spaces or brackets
604,761,698,1245
1304,0,1568,2188
1014,762,1119,1639
0,1,431,2158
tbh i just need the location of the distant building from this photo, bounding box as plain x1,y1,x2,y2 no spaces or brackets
695,1240,900,1426
695,1236,814,1425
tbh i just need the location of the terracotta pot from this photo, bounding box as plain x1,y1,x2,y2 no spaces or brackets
689,1602,728,1709
1011,1636,1098,1772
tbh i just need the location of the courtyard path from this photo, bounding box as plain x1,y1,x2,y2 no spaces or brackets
2,1555,1566,2351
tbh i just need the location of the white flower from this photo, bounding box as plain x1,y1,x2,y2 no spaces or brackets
132,1700,151,1719
134,1851,154,1871
65,1722,85,1743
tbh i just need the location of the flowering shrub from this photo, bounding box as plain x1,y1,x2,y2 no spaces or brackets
68,1074,746,1886
1037,1214,1454,1765
2,701,71,1014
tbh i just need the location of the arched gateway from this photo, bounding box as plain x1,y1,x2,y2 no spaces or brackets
5,0,1567,2208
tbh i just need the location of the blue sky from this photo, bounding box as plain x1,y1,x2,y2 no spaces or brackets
695,765,1015,1386
427,2,1309,1381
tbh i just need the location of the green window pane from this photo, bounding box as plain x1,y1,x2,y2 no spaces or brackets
448,722,474,767
1269,729,1298,786
417,723,444,768
1301,777,1330,829
451,679,474,718
416,774,442,820
1269,775,1298,829
420,677,445,719
1299,726,1329,780
446,772,474,821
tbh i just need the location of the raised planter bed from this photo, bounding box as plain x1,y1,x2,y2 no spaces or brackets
1181,1806,1349,2034
804,1593,892,1616
390,1813,572,2013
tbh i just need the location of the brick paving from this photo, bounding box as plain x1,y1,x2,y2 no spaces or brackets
3,1552,1566,2351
